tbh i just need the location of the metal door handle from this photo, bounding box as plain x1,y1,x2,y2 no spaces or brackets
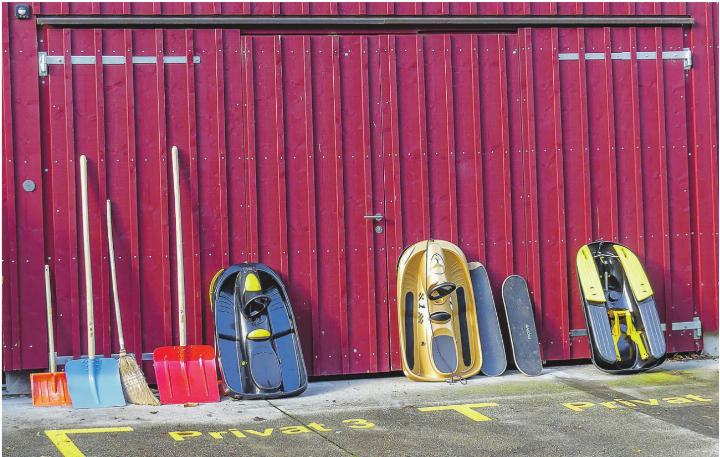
363,213,384,222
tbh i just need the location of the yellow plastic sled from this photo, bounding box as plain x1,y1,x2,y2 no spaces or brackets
397,240,482,382
576,241,665,373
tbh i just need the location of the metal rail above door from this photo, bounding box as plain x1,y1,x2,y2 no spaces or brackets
36,14,694,30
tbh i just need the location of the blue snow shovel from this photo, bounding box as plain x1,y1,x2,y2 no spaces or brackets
65,155,125,409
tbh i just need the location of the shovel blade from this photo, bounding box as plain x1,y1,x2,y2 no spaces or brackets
30,372,71,407
65,358,126,409
153,345,219,404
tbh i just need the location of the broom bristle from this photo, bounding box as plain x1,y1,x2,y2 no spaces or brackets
118,354,160,406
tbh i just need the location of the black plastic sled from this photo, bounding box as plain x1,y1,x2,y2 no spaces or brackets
210,263,308,399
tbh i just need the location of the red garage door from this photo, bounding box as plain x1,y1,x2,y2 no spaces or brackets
5,6,715,378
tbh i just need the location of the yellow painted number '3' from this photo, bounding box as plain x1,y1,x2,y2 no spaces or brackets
342,419,375,429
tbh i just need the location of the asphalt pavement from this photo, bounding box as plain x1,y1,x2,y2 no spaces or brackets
2,358,717,456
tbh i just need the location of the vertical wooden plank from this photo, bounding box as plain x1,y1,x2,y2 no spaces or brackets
223,29,249,264
661,18,696,351
612,25,646,252
112,23,144,359
252,35,288,276
392,31,431,370
102,26,136,357
65,0,99,359
94,28,111,356
311,35,348,374
381,34,403,371
531,26,569,359
283,31,318,374
339,35,377,373
368,34,392,371
582,3,619,242
163,25,203,346
185,26,205,345
214,34,230,278
421,2,445,15
452,32,486,263
132,23,173,352
558,10,593,358
38,22,54,350
242,36,259,262
423,33,458,243
636,3,673,341
476,2,504,15
40,26,82,361
279,2,305,15
395,33,430,244
5,5,47,368
479,33,514,289
334,32,350,374
2,5,21,369
123,9,144,362
155,23,173,350
518,28,543,353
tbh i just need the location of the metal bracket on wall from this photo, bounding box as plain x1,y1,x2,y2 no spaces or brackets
569,318,702,341
671,317,702,340
663,49,693,70
53,352,155,365
38,52,201,76
557,48,692,70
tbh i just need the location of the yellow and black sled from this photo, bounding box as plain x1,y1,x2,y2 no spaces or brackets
397,240,482,382
576,241,666,373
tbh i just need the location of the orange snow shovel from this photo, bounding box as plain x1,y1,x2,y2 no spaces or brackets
153,146,219,404
30,265,71,406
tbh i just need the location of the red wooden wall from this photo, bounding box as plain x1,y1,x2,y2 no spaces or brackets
3,2,718,377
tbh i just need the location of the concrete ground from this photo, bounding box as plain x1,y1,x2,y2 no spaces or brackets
2,359,717,457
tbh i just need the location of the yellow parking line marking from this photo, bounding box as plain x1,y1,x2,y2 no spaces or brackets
44,427,133,457
418,402,499,422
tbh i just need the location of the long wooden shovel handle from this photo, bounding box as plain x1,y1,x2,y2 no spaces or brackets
172,146,187,347
80,155,95,359
106,200,127,354
44,265,56,373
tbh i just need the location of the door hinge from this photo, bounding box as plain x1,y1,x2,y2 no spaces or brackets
38,51,66,76
38,51,47,76
38,53,200,74
557,48,691,70
662,48,692,70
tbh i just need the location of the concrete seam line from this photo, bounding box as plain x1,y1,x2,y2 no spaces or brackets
265,400,356,456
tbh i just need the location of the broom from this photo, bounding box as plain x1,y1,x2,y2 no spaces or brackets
106,199,160,406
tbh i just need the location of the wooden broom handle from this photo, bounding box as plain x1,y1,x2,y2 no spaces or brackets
44,265,56,373
80,155,95,359
106,200,126,354
172,146,187,347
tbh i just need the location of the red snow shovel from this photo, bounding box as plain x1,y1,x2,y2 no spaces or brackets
153,146,219,404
